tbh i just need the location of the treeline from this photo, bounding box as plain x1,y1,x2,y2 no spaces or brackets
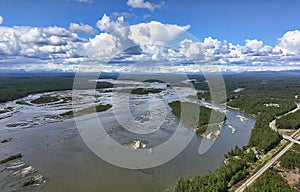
280,144,300,170
246,169,296,192
277,110,300,130
0,75,114,103
0,76,74,103
174,146,257,192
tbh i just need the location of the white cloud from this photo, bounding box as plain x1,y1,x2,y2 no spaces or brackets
245,39,263,51
130,21,190,45
177,34,300,71
0,25,88,62
69,23,97,34
0,27,20,56
0,16,3,24
93,14,136,59
275,30,300,55
1,13,300,73
127,0,164,12
178,39,205,60
89,33,120,59
91,14,190,61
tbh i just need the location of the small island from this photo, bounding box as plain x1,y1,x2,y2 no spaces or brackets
118,88,164,95
60,104,112,118
168,101,226,140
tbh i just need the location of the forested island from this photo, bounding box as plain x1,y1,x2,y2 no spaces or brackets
169,100,226,140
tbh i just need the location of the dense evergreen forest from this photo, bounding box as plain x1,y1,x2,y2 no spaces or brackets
279,144,300,170
226,75,297,153
174,146,256,192
277,110,300,130
0,75,74,102
0,74,116,103
168,101,226,135
245,169,296,192
174,72,300,191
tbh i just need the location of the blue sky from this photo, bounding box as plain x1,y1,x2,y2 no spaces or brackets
0,0,300,72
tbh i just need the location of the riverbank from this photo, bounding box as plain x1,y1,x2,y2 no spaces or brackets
0,85,256,192
174,89,298,191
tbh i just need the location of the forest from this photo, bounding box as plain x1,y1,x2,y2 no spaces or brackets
0,75,74,103
277,110,300,130
225,75,297,153
279,144,300,170
0,74,115,103
245,169,296,192
173,72,300,191
168,100,226,134
174,146,257,192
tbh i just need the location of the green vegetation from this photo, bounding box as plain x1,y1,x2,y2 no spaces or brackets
174,146,256,192
119,88,163,95
131,88,163,94
168,101,226,135
226,79,296,153
59,110,74,117
16,100,32,105
197,92,211,101
248,121,282,153
277,110,300,130
0,153,23,164
0,75,115,103
143,79,165,83
246,169,296,192
174,72,300,191
31,95,60,104
279,144,300,170
1,73,300,191
96,81,114,89
0,75,74,103
60,104,112,117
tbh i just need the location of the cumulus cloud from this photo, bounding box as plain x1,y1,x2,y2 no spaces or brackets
130,21,190,45
177,32,300,72
0,25,88,62
92,14,136,59
91,14,189,60
1,13,300,73
0,16,3,24
69,23,97,34
245,39,263,52
275,30,300,55
127,0,164,12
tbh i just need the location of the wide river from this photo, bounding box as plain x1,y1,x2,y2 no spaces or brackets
0,80,255,192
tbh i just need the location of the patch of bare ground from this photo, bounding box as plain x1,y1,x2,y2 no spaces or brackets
278,129,297,136
275,164,300,191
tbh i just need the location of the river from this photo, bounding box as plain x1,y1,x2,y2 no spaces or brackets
0,80,255,192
